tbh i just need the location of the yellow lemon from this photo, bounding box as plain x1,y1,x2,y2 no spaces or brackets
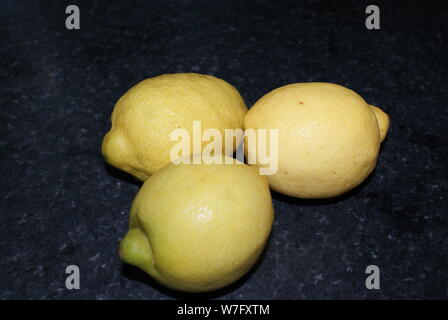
119,156,274,292
244,82,389,199
102,73,248,180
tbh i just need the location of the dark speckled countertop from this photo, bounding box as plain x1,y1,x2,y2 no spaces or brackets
1,0,447,299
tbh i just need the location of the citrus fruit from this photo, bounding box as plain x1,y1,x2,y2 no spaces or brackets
102,73,248,180
119,156,274,292
244,82,389,198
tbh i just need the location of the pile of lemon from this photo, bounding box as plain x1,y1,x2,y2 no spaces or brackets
102,73,389,293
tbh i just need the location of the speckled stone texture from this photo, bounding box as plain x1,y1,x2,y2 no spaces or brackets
1,0,447,299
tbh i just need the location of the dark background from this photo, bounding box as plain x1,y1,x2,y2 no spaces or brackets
1,0,447,299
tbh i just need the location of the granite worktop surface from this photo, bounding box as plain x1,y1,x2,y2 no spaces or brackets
1,0,447,299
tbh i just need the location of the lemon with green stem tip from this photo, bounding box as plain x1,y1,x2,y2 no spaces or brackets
119,156,274,292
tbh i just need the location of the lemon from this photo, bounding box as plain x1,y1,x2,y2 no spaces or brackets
244,82,389,199
102,73,248,180
119,156,274,292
